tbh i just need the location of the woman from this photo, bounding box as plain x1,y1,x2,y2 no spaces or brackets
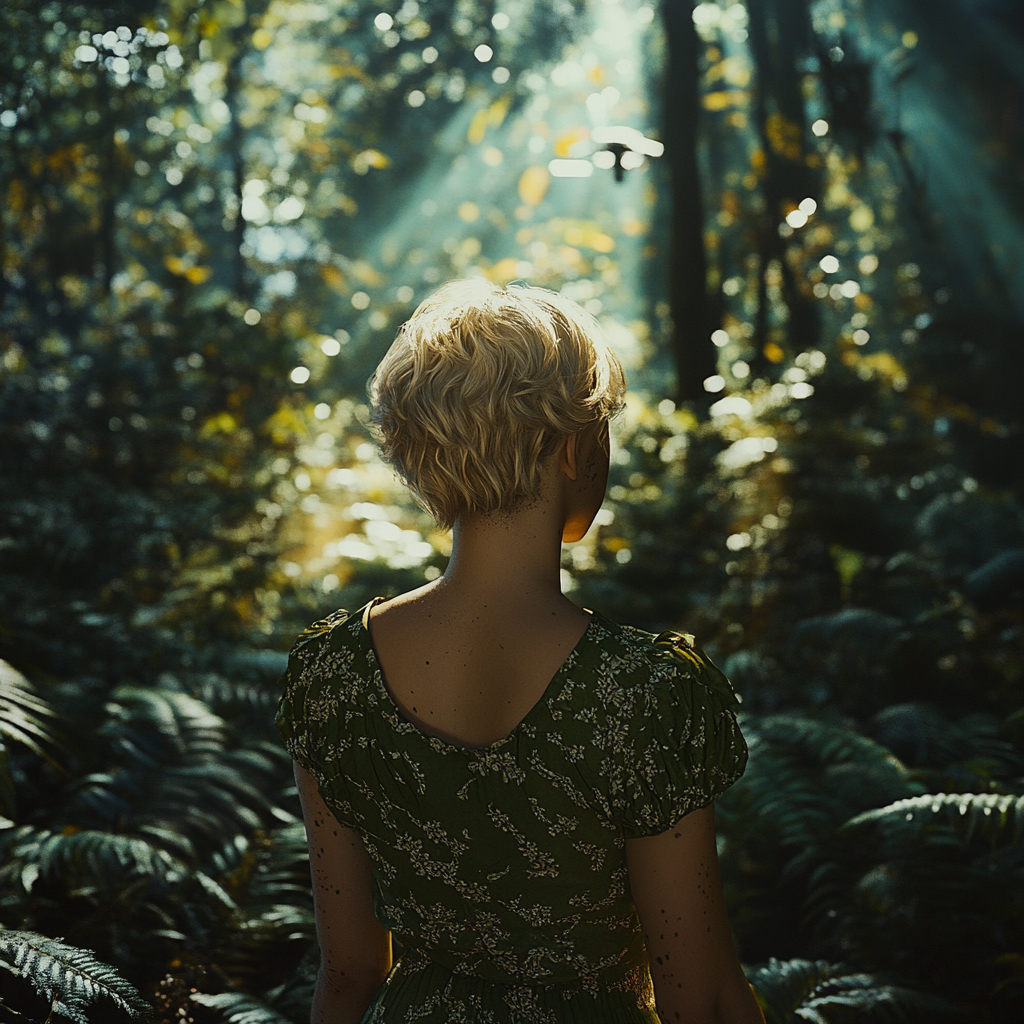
276,280,764,1024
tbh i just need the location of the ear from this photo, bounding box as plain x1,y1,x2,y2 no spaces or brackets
559,432,579,481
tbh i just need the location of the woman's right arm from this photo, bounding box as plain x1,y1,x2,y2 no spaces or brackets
626,804,764,1024
294,761,392,1024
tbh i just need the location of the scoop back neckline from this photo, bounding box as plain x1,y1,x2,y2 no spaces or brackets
356,595,598,753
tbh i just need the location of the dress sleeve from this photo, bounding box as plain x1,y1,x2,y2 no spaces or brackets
274,612,348,785
615,631,748,840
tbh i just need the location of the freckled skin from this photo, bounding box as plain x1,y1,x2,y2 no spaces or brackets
627,805,764,1022
294,760,391,1023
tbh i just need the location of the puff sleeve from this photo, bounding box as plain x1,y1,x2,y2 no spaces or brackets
274,612,349,789
614,631,748,839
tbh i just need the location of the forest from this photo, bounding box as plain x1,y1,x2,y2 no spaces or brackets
0,0,1021,1021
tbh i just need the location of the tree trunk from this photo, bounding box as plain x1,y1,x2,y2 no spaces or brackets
747,0,820,374
662,0,715,403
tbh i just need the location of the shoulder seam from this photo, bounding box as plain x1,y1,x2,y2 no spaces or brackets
290,608,352,655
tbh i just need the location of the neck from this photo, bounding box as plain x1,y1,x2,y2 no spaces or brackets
438,496,566,606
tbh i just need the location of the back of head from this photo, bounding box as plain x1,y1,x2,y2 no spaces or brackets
369,278,626,530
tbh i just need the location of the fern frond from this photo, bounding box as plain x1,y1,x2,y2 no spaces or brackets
30,828,184,884
800,973,950,1022
755,717,913,779
9,827,233,909
103,686,228,761
746,958,835,1023
0,929,153,1022
845,792,1024,846
0,660,62,763
745,958,948,1023
190,989,294,1023
65,754,280,856
725,717,918,854
872,703,1022,781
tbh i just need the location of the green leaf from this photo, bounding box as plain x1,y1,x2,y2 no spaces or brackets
0,929,154,1022
0,661,62,766
745,958,950,1023
190,989,294,1023
844,792,1024,846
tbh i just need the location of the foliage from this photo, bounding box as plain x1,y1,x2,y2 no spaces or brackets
0,929,153,1023
744,957,949,1024
1,0,1021,1022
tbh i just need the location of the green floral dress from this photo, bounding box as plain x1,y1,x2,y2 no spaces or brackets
275,597,747,1024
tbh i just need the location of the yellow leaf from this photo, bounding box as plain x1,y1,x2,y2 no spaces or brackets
553,126,590,158
849,205,875,231
327,60,367,81
211,0,246,30
468,108,489,146
319,264,347,292
765,112,802,160
486,257,521,284
862,352,904,378
265,405,309,444
252,27,273,50
185,265,212,284
518,166,549,206
706,57,751,88
468,96,512,145
763,342,785,364
351,260,382,286
352,149,388,173
703,90,749,111
164,255,189,276
200,411,237,436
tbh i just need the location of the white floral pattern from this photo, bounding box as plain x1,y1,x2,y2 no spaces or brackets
276,599,747,1023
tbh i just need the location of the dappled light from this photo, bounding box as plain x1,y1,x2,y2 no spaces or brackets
1,0,1022,1022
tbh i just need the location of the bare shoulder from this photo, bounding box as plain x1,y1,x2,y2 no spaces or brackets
371,583,591,650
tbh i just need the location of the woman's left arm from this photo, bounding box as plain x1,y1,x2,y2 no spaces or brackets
293,760,392,1024
627,804,764,1024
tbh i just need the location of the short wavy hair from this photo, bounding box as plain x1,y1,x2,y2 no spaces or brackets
368,278,626,530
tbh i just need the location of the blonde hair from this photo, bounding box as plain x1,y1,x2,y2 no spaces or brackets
368,278,626,530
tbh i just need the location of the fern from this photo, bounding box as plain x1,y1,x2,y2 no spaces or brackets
845,792,1024,847
5,828,237,909
871,703,1023,785
0,929,154,1023
190,989,294,1023
101,686,229,762
195,823,315,988
745,958,948,1023
65,756,280,856
724,716,919,856
0,661,63,819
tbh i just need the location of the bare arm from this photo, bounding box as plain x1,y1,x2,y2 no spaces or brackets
626,804,764,1024
293,761,392,1024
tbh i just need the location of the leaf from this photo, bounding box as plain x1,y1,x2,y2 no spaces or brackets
745,958,949,1023
844,792,1024,847
190,989,294,1023
12,828,196,891
0,660,62,765
0,929,154,1022
518,166,550,206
